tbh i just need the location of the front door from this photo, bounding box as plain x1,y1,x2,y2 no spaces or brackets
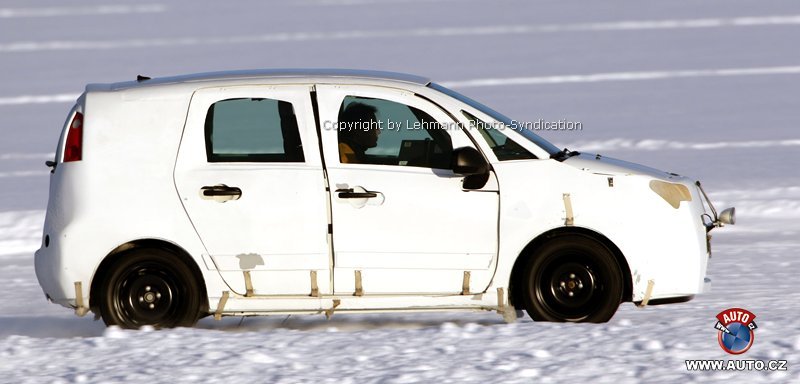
174,85,330,296
315,84,499,295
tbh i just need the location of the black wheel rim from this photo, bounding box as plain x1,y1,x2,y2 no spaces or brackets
534,252,606,321
113,261,185,327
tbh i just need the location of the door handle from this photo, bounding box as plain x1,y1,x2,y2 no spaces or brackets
202,185,242,196
335,188,378,199
201,185,242,202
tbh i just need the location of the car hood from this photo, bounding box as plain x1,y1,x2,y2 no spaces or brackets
563,153,680,180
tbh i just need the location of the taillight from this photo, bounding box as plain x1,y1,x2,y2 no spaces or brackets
63,112,83,162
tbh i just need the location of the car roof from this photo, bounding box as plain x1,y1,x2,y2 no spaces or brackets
99,69,432,91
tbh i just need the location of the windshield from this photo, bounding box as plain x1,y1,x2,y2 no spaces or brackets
429,82,561,156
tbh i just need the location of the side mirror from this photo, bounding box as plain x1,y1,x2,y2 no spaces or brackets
452,147,490,190
452,147,489,175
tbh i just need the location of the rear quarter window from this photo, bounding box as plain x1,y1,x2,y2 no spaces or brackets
205,98,304,162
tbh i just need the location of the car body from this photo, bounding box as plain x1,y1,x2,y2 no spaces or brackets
34,69,734,328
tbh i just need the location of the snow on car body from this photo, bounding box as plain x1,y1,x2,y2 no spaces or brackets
34,69,734,328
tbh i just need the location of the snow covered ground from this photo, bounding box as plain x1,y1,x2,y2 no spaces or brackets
1,0,798,382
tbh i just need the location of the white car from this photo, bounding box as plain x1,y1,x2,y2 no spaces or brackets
35,69,734,328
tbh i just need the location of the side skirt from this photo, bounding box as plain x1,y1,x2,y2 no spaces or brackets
211,291,517,320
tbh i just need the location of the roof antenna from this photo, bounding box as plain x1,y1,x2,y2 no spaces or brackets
137,75,151,82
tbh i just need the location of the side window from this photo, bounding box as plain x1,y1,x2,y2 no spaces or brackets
337,96,453,169
463,110,536,161
205,98,304,162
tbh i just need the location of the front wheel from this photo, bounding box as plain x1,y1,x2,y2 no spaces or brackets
99,249,201,329
522,235,624,323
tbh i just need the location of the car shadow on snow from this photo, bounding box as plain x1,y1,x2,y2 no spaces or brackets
0,315,107,338
196,312,512,333
0,312,513,338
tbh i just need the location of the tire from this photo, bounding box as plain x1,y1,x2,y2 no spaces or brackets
99,248,201,329
522,235,624,323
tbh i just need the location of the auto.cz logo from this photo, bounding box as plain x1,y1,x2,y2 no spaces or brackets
685,307,788,372
714,307,757,355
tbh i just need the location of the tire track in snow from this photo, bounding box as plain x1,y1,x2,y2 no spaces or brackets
0,210,44,257
296,0,469,5
0,171,49,179
0,4,165,18
558,138,800,152
0,93,79,106
0,153,54,161
709,186,800,220
3,65,800,107
441,66,800,88
2,15,800,52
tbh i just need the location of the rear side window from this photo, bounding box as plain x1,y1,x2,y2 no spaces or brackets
205,98,304,162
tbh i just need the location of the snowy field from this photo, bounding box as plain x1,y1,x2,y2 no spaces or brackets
1,0,799,382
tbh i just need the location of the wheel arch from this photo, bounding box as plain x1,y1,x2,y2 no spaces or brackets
89,239,209,315
507,227,633,310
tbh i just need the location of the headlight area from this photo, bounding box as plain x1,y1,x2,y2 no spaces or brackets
649,180,692,209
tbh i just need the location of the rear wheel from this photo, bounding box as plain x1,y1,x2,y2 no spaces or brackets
522,235,623,323
99,249,201,329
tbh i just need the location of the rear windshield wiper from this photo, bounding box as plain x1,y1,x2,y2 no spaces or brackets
550,148,580,162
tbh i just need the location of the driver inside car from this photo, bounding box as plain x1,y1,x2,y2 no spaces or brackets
337,102,381,163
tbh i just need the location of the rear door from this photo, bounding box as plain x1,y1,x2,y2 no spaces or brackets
174,85,330,296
